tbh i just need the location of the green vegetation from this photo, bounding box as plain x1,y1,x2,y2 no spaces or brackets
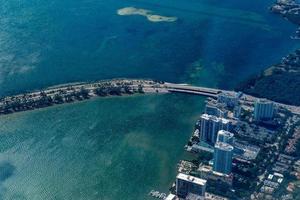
294,188,300,199
236,50,300,106
207,181,237,200
0,79,152,116
237,71,300,106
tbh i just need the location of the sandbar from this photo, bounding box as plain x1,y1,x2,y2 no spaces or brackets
117,7,177,23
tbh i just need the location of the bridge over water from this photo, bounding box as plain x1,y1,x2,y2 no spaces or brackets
1,78,299,115
160,83,227,98
156,82,300,115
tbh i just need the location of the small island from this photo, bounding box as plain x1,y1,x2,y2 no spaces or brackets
117,7,177,23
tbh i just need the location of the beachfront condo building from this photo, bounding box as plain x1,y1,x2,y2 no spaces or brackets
254,99,275,121
213,142,234,175
200,114,230,144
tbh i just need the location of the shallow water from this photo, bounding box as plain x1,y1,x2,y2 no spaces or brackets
0,94,204,200
0,0,299,199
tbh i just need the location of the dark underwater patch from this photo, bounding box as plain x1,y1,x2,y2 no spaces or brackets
0,161,15,182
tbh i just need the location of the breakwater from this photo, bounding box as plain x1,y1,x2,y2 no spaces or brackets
0,79,167,116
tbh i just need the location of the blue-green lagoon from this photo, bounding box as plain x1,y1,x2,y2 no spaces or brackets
0,94,204,200
0,0,300,199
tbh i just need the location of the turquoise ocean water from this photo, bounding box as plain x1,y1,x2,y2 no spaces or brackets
0,0,299,199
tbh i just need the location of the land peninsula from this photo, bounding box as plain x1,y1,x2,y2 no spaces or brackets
237,0,300,106
1,77,300,117
158,2,300,198
271,0,300,38
236,49,300,106
0,79,168,116
271,0,300,26
117,7,177,23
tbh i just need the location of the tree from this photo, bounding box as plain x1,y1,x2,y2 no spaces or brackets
138,85,144,93
109,87,122,95
95,87,108,96
79,88,90,99
54,94,64,104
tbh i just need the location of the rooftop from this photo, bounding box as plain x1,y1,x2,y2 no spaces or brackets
176,173,207,186
201,114,230,124
186,193,205,200
215,142,234,151
217,130,234,138
255,98,274,105
199,165,231,177
165,194,177,200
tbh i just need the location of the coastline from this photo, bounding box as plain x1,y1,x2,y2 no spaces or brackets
162,2,300,199
117,7,177,23
1,1,299,199
2,78,300,117
0,79,169,116
236,0,300,107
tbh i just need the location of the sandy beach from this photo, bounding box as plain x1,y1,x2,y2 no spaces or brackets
117,7,177,23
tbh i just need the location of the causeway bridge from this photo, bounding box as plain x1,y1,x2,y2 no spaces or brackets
160,83,226,98
1,78,299,115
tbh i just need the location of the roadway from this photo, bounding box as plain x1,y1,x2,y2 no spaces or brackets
160,83,228,98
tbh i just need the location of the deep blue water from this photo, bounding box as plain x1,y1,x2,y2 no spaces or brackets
0,1,299,199
0,0,299,96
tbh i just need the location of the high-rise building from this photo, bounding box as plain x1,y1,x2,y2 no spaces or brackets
200,114,230,144
216,130,234,145
204,104,226,118
217,93,239,108
213,142,234,174
233,104,241,119
176,173,207,198
254,99,275,121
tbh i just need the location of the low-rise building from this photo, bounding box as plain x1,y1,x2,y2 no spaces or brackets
205,193,229,200
176,173,207,198
165,194,177,200
198,165,233,185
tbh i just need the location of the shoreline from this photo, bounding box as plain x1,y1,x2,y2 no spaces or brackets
0,93,167,119
234,0,300,111
117,7,177,23
162,2,300,199
1,78,300,117
0,79,169,117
